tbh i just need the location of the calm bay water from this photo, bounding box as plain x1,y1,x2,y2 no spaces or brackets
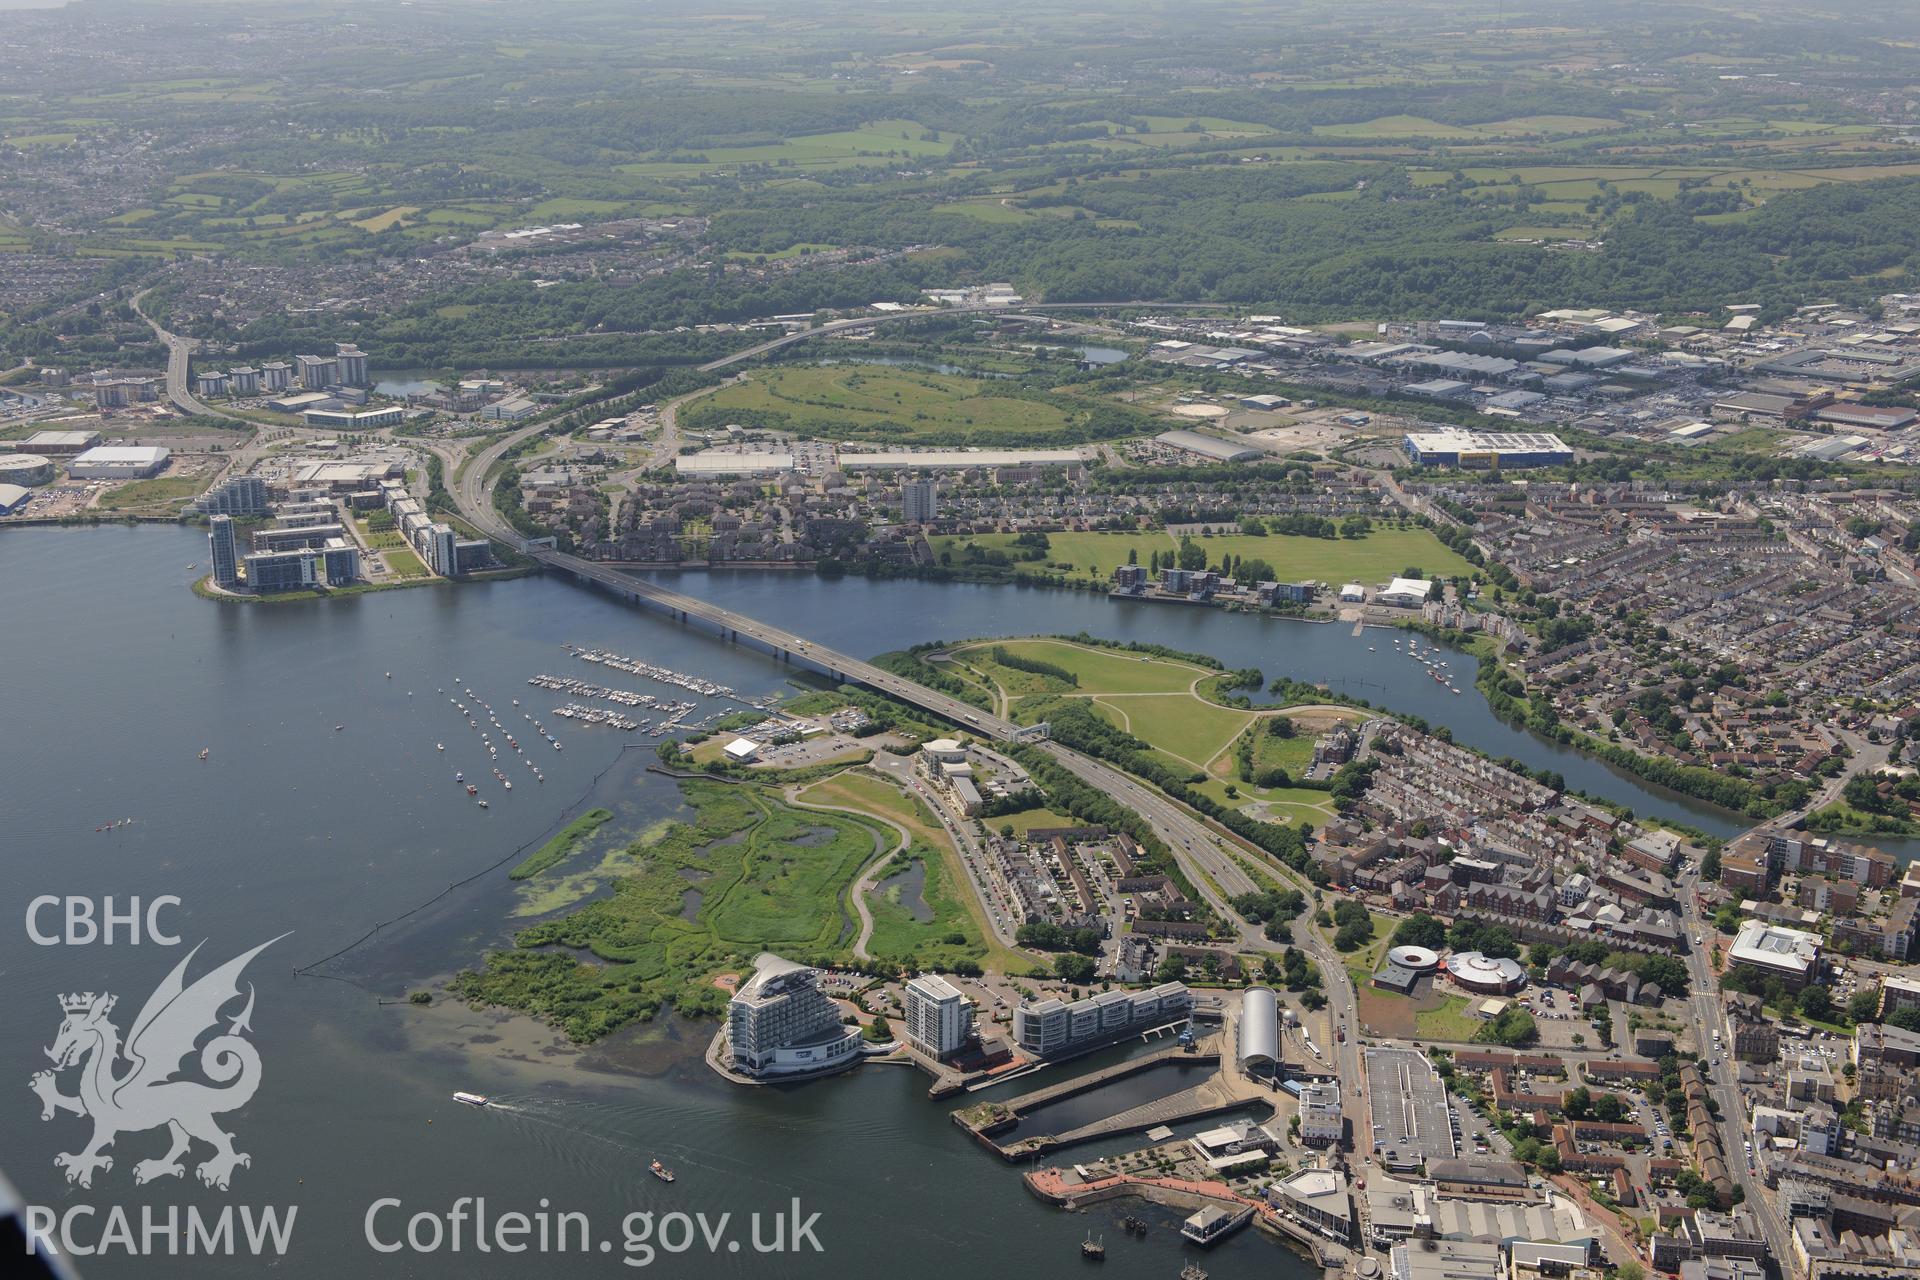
1,527,1323,1279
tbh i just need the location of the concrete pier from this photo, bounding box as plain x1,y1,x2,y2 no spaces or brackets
953,1039,1251,1161
1040,1077,1271,1150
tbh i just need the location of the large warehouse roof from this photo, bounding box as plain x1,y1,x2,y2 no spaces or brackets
836,449,1084,470
1153,429,1262,463
1404,430,1570,456
674,452,796,475
70,445,169,467
20,429,101,451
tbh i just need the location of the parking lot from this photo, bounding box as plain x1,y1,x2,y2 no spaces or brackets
1366,1046,1457,1166
746,729,902,769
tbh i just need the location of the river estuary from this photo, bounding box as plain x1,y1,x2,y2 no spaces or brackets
0,525,1888,1277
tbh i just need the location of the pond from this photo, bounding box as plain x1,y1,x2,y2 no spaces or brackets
872,857,933,922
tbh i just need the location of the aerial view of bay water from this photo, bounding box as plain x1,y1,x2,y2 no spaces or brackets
14,1,1920,1278
2,526,1359,1278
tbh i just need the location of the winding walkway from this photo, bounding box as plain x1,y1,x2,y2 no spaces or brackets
788,784,911,961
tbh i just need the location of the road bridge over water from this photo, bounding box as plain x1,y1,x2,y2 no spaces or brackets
529,546,1028,740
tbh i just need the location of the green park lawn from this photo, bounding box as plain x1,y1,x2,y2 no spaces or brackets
1190,775,1336,826
1413,995,1485,1043
688,364,1084,444
967,637,1210,694
1085,693,1252,767
796,770,1020,972
1339,911,1398,987
991,805,1080,836
385,547,429,579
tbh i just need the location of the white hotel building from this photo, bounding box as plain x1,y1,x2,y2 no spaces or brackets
726,953,862,1079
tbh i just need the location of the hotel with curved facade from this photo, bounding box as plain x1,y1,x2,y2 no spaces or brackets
725,953,864,1080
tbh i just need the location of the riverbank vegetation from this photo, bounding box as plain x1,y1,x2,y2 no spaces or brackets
509,808,614,880
1804,772,1920,836
455,779,890,1041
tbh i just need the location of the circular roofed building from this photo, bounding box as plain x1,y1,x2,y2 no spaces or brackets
1444,951,1527,994
1386,945,1440,973
0,453,54,487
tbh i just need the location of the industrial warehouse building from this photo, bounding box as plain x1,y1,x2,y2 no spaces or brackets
836,449,1085,471
674,451,796,477
67,445,171,479
1154,429,1263,463
1402,430,1572,469
14,429,101,456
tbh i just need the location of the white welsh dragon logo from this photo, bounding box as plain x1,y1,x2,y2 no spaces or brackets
29,936,286,1191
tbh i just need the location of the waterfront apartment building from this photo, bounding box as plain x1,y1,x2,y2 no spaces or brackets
252,523,345,553
321,539,361,585
194,474,271,517
424,523,457,576
903,975,974,1058
208,514,239,587
334,344,369,388
1011,982,1192,1059
243,548,318,592
726,953,863,1079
